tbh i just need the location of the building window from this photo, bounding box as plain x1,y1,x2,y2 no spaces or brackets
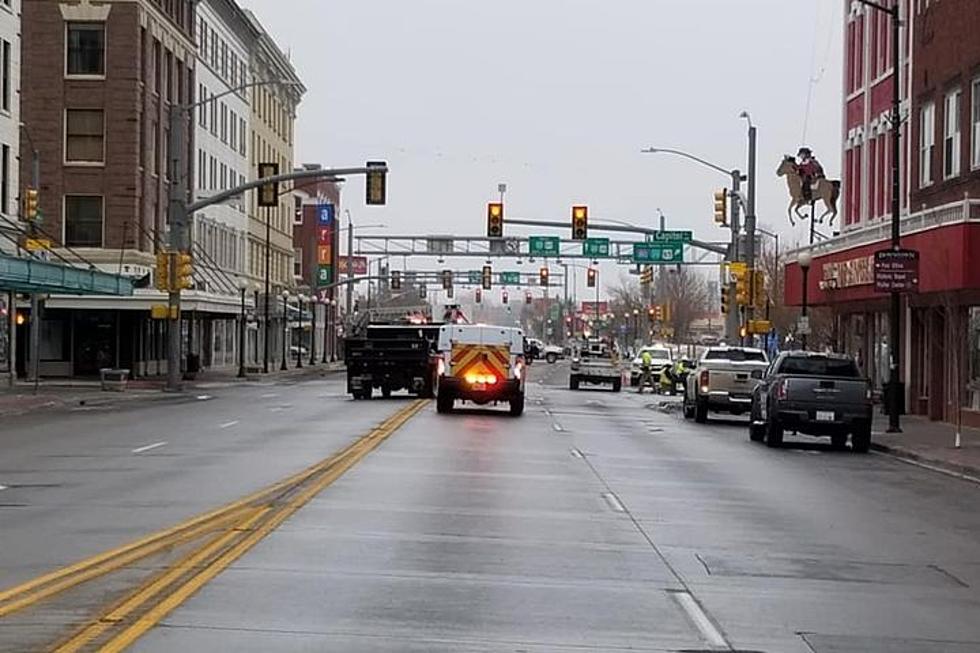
65,109,105,163
153,39,162,94
209,156,216,190
198,149,206,190
64,196,103,247
919,102,935,188
66,23,105,76
1,144,8,215
972,78,980,169
198,85,207,127
220,102,227,143
944,89,961,179
1,39,10,112
294,248,302,279
239,118,246,156
229,110,237,151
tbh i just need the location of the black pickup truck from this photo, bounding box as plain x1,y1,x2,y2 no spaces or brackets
345,324,440,399
749,351,873,452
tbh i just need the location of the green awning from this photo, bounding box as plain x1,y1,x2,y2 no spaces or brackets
0,253,134,296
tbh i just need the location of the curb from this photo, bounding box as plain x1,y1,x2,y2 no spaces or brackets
871,441,980,483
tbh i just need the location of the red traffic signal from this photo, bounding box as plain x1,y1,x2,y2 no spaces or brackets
525,291,532,304
475,288,482,304
586,266,597,288
502,290,509,304
539,266,549,286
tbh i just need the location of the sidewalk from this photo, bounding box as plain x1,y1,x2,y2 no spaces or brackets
0,361,346,417
872,412,980,480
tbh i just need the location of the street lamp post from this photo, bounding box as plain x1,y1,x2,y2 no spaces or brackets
280,290,289,371
310,295,318,366
237,279,248,378
296,295,305,369
323,298,332,363
798,252,812,351
756,227,780,320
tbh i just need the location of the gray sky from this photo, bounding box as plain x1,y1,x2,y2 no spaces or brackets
243,0,841,292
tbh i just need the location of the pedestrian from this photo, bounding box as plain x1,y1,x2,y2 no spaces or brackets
637,348,653,394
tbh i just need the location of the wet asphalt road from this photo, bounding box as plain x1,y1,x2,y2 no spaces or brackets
3,363,980,652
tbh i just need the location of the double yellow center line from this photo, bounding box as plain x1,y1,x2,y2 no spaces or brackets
0,398,428,653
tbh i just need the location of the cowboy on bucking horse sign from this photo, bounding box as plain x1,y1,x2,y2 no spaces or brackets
797,147,825,203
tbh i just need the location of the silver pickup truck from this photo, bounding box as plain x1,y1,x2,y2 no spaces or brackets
569,341,622,392
750,351,873,452
683,346,769,423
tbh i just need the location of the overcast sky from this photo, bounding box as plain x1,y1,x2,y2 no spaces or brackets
243,0,842,294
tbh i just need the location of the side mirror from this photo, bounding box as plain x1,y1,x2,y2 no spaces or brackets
751,369,763,380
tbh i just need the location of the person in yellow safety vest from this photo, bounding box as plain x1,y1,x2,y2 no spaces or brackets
660,357,693,394
638,349,654,394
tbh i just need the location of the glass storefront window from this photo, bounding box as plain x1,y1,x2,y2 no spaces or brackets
969,307,980,411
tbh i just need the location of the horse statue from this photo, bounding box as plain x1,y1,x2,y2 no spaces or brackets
776,155,841,227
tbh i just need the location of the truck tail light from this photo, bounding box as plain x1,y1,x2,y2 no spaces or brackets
699,370,710,394
437,357,446,377
866,383,872,400
776,379,788,400
514,356,525,379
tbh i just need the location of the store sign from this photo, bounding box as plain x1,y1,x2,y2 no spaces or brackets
337,256,368,275
874,249,919,293
318,203,335,225
821,254,874,289
580,301,609,315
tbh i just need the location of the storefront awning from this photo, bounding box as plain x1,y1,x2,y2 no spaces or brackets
0,253,133,296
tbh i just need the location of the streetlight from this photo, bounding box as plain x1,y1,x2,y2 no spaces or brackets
798,251,812,351
756,227,780,320
309,295,318,366
237,278,249,378
328,299,337,362
296,295,305,369
632,308,640,348
280,290,290,371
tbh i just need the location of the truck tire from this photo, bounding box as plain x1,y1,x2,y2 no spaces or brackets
509,393,525,416
748,401,765,441
612,378,622,393
694,398,708,424
831,432,848,450
546,353,557,364
436,391,453,414
381,386,392,399
682,397,695,420
764,416,784,448
570,375,579,391
851,423,871,453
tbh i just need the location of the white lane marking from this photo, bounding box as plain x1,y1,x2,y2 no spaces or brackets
195,395,213,401
552,422,564,432
0,485,7,492
219,420,239,429
259,393,279,399
132,441,168,454
569,448,584,459
601,492,626,513
671,591,729,649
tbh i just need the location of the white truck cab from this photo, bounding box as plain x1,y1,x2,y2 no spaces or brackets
435,324,527,416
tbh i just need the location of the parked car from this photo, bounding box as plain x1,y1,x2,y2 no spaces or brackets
683,346,769,423
526,337,544,361
750,351,873,452
630,346,673,387
543,344,565,364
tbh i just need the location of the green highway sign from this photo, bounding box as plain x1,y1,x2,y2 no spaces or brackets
632,243,684,264
468,270,482,284
499,271,521,284
528,236,561,256
549,303,560,320
646,230,693,244
582,237,611,258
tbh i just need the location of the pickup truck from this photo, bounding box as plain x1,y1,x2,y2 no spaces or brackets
683,346,769,423
569,341,622,392
750,351,873,452
345,324,440,399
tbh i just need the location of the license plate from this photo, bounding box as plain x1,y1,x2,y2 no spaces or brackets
472,383,486,391
816,410,835,422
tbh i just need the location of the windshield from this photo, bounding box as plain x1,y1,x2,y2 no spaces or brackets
779,356,861,377
703,349,767,362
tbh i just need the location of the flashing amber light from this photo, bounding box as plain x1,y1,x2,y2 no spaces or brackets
16,312,26,326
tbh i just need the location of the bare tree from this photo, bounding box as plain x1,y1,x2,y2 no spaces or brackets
654,267,710,342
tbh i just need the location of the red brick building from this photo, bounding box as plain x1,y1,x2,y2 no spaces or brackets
20,0,200,376
785,0,980,426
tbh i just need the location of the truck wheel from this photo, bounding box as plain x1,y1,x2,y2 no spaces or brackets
436,391,453,414
764,417,784,448
569,376,579,390
748,404,765,441
630,376,638,387
694,398,708,424
682,397,694,419
381,386,392,399
612,378,622,393
851,423,871,453
831,432,848,450
509,393,525,416
546,353,557,364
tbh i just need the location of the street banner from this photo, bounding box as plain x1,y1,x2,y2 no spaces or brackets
337,256,369,275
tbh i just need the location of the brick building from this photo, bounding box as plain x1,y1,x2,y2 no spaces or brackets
785,0,980,427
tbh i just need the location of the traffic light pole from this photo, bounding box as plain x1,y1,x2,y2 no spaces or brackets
166,102,188,392
727,170,742,345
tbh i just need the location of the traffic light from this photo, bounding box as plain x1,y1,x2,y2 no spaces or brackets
487,202,504,238
176,253,194,290
155,252,170,291
390,270,402,290
713,189,727,225
481,265,492,290
365,160,387,206
525,291,532,304
652,304,664,321
571,205,588,240
539,266,549,286
752,270,767,310
258,162,280,207
475,288,482,304
639,265,653,285
23,188,38,221
419,284,427,299
721,286,730,314
734,266,750,305
501,290,508,304
586,266,597,288
441,269,453,290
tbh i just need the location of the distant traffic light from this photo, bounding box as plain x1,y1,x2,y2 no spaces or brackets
571,205,588,240
501,290,508,304
419,284,427,299
23,188,39,221
441,269,453,290
257,162,280,207
539,266,549,286
720,286,730,314
487,202,504,238
525,291,532,304
475,288,482,304
365,161,387,206
639,265,653,285
482,265,493,290
176,253,194,290
752,270,766,310
734,267,750,306
586,266,597,288
390,270,402,290
155,252,170,291
713,190,727,225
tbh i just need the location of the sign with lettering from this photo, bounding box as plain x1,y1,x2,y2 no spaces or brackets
874,249,919,293
821,254,874,289
318,203,335,225
337,256,368,275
